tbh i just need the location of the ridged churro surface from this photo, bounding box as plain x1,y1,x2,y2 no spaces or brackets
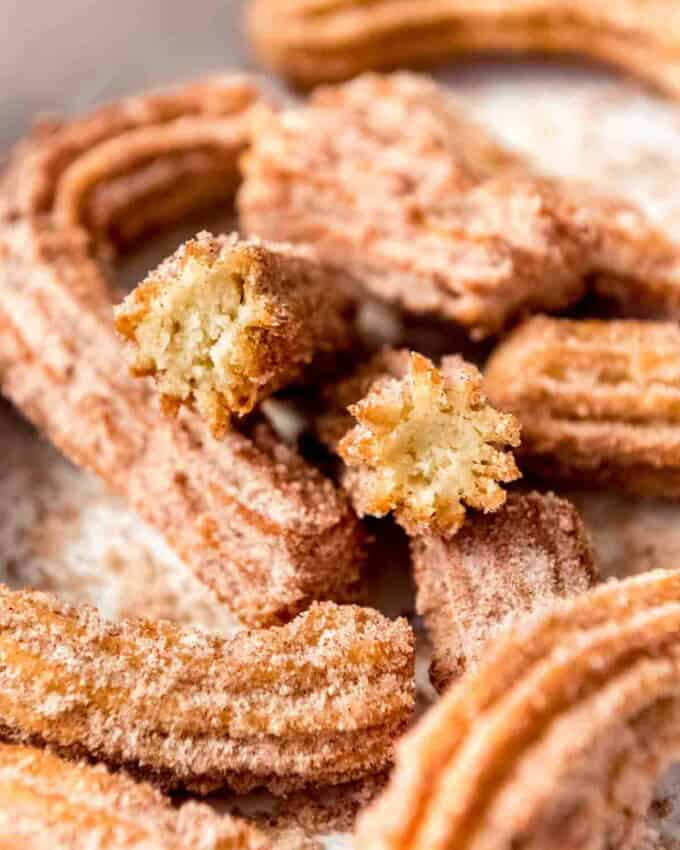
356,569,680,850
0,743,269,850
485,316,680,497
248,0,680,97
0,75,366,627
116,231,356,437
0,586,414,795
239,72,680,337
412,490,597,690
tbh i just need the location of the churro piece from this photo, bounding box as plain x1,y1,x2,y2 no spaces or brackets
0,743,268,850
239,72,680,337
115,232,356,437
485,316,680,497
248,0,680,96
355,568,680,850
318,348,520,536
412,490,597,690
0,586,414,794
0,76,366,627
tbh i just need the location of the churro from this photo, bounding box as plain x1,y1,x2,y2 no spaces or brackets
485,316,680,497
0,743,269,850
248,0,680,97
239,72,680,337
115,231,356,436
0,76,366,626
0,586,414,794
318,348,520,536
355,568,680,850
412,490,597,690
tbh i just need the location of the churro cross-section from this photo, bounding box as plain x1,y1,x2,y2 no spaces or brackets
356,569,680,850
0,743,269,850
115,232,356,436
319,349,520,537
485,316,680,497
0,586,414,795
413,491,598,691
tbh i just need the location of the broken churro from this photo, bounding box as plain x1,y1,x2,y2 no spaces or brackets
0,586,415,794
115,231,356,437
412,490,597,690
0,76,366,627
318,349,520,536
0,743,269,849
355,568,680,850
248,0,680,97
239,72,680,337
485,317,680,497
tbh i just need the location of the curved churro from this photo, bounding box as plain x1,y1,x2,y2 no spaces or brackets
318,348,520,536
485,316,680,497
248,0,680,97
412,490,597,690
0,743,269,850
355,569,680,850
0,75,366,626
115,231,357,437
239,72,680,337
0,586,414,795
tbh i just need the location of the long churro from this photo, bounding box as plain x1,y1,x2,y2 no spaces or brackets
412,490,597,690
239,72,680,337
318,348,520,536
485,316,680,497
0,743,269,850
0,585,414,795
248,0,680,97
0,76,366,627
355,568,680,850
115,231,356,436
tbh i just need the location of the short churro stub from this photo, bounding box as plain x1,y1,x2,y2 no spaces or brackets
327,349,520,536
115,231,356,436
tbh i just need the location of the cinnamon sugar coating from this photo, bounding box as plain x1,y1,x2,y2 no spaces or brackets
0,743,269,850
0,587,414,795
412,491,598,690
239,72,680,337
318,348,520,536
485,316,680,497
248,0,680,97
0,76,366,627
116,232,356,437
355,569,680,850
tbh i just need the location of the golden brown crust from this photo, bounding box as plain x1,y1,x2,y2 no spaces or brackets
318,348,520,536
115,231,357,437
239,72,680,337
0,76,367,627
0,586,414,795
412,490,598,690
485,316,680,497
248,0,680,97
0,744,269,850
355,569,680,850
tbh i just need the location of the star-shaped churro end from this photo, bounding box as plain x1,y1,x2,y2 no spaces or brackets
337,351,521,536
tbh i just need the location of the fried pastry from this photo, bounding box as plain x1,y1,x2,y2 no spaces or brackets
0,743,269,850
355,568,680,850
0,76,366,627
485,316,680,497
239,72,680,337
0,586,415,794
317,348,520,536
412,490,597,690
248,0,680,97
115,231,356,436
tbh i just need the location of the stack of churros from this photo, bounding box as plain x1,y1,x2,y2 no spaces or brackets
0,19,679,846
